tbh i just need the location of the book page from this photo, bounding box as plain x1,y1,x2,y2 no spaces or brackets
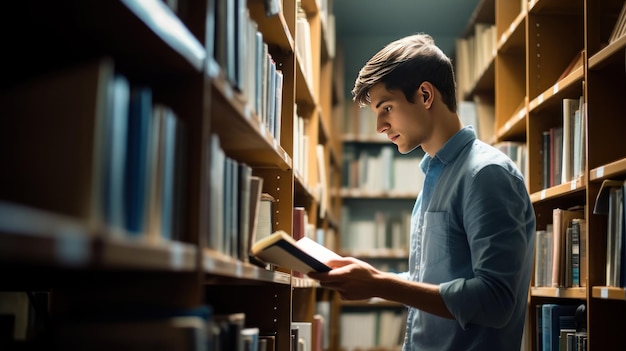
295,237,342,264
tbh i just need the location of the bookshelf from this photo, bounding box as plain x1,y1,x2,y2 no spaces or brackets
0,0,340,350
334,93,421,351
456,0,626,349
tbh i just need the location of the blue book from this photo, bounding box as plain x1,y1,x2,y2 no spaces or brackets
542,304,577,351
255,31,264,117
160,110,177,241
223,157,233,255
268,59,276,136
103,75,130,233
124,87,152,236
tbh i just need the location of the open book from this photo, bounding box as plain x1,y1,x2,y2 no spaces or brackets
250,230,342,273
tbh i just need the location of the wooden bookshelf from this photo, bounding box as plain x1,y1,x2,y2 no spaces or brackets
458,0,626,349
0,0,339,350
334,54,421,351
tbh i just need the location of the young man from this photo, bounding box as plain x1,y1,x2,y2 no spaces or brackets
308,33,536,350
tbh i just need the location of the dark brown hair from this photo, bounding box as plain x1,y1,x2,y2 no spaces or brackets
352,33,457,112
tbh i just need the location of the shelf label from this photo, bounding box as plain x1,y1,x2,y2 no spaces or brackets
205,257,215,271
244,104,251,120
235,261,243,276
170,243,184,268
571,180,577,190
207,59,219,78
540,189,547,200
553,84,559,95
56,229,88,265
597,166,605,178
224,84,233,99
601,288,608,299
538,94,544,105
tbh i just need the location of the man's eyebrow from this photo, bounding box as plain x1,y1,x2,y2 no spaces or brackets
375,98,388,109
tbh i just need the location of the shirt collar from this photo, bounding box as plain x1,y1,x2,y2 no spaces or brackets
420,126,477,171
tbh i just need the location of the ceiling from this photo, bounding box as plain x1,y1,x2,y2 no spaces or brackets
333,0,481,39
331,0,481,96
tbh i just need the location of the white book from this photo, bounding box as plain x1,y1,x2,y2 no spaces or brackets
561,98,579,183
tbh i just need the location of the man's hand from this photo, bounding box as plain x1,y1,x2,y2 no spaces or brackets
307,257,384,300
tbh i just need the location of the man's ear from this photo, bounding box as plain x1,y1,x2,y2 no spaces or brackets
419,82,434,108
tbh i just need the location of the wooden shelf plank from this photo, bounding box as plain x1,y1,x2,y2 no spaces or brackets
202,249,291,285
590,158,626,182
592,286,626,300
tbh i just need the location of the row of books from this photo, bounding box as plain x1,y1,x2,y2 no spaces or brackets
455,22,497,101
296,4,314,86
340,308,407,351
293,110,309,184
214,0,283,141
342,144,424,194
340,207,411,255
208,133,337,268
0,59,186,244
1,286,329,351
457,99,495,145
541,97,585,189
55,306,307,351
340,103,387,140
494,141,528,181
534,208,586,289
208,134,263,261
593,179,626,287
536,303,587,351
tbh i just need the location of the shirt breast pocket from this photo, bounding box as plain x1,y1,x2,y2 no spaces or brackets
422,211,450,266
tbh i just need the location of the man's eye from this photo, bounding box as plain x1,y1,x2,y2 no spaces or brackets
384,106,392,112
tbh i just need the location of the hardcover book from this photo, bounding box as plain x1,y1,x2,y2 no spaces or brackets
250,230,341,274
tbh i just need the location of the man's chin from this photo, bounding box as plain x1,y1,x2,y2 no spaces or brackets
397,144,420,154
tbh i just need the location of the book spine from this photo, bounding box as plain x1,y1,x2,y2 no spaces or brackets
571,220,580,287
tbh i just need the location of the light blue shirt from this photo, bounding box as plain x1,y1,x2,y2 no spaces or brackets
401,126,536,351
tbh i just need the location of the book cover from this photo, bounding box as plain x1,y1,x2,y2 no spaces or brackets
273,69,283,141
542,131,551,189
541,304,577,351
561,98,579,184
214,312,245,351
172,116,188,241
247,176,264,255
593,179,625,286
574,219,587,287
255,193,276,244
160,109,178,241
250,230,341,274
146,104,167,243
292,322,312,351
102,74,130,236
238,163,252,262
241,327,260,351
124,86,153,236
259,332,276,351
570,218,586,287
208,134,225,251
534,229,548,287
551,208,584,288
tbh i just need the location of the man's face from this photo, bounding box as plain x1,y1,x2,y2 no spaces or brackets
368,82,432,154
